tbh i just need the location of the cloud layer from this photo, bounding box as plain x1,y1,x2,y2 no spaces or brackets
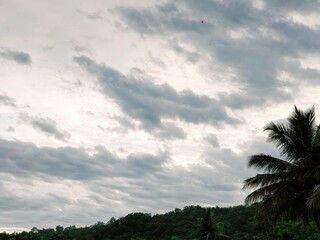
74,56,238,132
115,0,320,109
0,137,250,228
0,138,169,180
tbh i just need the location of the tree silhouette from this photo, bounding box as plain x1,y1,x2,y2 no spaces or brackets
244,106,320,230
197,208,231,240
198,208,219,240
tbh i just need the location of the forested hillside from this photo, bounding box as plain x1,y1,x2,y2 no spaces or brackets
1,205,319,240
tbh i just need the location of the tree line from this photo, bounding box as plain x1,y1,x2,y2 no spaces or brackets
0,204,319,240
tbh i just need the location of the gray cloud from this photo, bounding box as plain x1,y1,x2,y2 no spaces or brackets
0,138,169,181
115,0,320,109
241,135,281,160
204,131,281,177
0,137,250,228
111,115,136,130
88,162,245,216
154,122,186,140
115,1,261,34
204,134,219,148
31,117,71,142
6,126,15,132
265,0,320,12
204,146,247,179
203,135,281,183
171,40,201,63
77,10,103,20
271,20,320,53
0,48,31,65
0,93,16,107
283,60,320,83
74,56,238,132
0,183,53,214
0,178,118,229
115,8,160,34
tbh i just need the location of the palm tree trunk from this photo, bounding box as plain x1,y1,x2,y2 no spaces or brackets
313,213,320,231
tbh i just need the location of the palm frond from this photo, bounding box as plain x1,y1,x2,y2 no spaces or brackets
258,193,309,222
264,122,300,161
244,181,291,204
307,185,320,210
265,106,317,162
288,106,316,157
308,142,320,166
264,121,292,151
313,125,320,146
248,154,296,173
243,172,287,190
301,165,320,180
289,106,316,143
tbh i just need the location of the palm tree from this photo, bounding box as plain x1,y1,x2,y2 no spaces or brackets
198,208,219,240
197,209,231,240
243,106,320,230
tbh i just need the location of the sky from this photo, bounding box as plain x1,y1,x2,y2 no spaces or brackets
1,0,320,232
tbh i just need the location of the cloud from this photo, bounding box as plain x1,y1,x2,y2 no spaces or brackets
204,134,219,148
202,134,281,183
6,126,15,132
0,48,31,65
265,0,320,12
30,117,71,142
153,122,186,140
0,176,119,229
0,137,250,227
270,20,320,53
115,1,261,35
114,0,320,109
204,146,246,178
170,40,201,63
77,10,103,20
87,162,245,216
0,138,170,181
111,115,137,131
74,56,238,132
0,93,16,107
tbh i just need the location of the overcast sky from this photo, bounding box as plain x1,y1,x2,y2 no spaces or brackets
1,0,320,232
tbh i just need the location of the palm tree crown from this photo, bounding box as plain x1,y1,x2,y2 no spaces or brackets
243,106,320,229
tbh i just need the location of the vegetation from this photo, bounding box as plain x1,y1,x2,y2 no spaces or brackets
244,106,320,230
1,205,320,240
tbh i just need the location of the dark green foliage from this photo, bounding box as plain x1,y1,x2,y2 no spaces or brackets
0,231,43,240
273,217,320,240
48,233,70,240
197,208,219,240
103,213,152,240
1,205,319,240
141,206,203,239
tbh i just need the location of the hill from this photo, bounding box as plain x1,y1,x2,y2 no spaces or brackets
0,205,319,240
